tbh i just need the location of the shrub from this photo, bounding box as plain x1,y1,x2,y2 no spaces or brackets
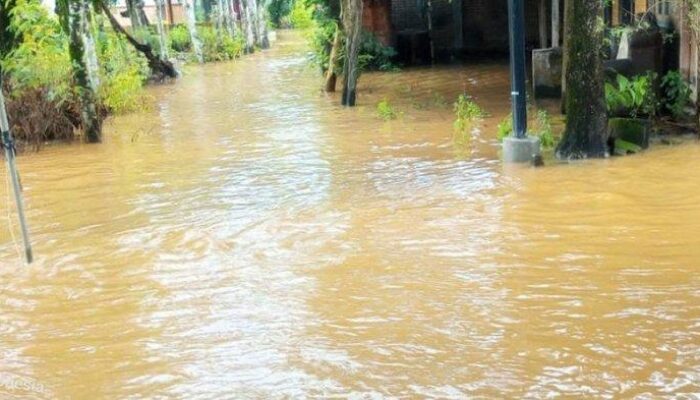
536,110,555,149
199,26,245,62
376,98,398,120
661,70,692,119
169,24,192,52
289,0,315,29
454,94,485,133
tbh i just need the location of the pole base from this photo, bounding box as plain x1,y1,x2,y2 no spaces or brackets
503,135,541,163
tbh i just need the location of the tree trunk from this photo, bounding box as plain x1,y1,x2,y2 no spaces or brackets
126,0,149,29
83,2,100,90
155,0,169,60
341,0,363,106
256,0,269,49
100,1,178,78
68,0,101,143
183,0,204,62
538,0,548,48
556,0,608,159
324,25,341,92
225,0,237,37
241,0,256,53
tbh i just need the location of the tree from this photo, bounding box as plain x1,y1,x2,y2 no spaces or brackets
183,0,204,62
556,0,607,159
682,0,700,131
99,1,178,78
340,0,362,106
61,0,101,142
154,0,169,60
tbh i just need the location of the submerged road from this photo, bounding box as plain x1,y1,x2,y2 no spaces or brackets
1,31,700,398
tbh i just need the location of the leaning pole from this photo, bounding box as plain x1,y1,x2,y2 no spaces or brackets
0,82,34,264
503,0,541,163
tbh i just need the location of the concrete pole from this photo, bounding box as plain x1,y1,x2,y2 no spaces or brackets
539,0,548,48
552,0,560,47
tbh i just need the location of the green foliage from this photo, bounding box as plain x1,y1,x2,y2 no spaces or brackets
1,0,72,103
268,0,294,27
605,73,658,118
289,0,314,29
453,94,485,133
199,26,245,61
376,98,398,120
661,70,692,119
497,114,513,141
358,31,398,72
96,29,150,114
169,24,192,52
535,109,555,148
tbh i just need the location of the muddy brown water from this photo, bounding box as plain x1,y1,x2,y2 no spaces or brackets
1,31,699,399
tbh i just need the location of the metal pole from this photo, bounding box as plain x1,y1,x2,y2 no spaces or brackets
0,81,33,264
507,0,527,138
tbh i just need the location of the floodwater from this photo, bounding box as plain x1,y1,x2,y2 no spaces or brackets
1,31,700,399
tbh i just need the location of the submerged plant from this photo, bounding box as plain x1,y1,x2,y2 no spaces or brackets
453,94,485,132
497,114,513,142
377,98,398,120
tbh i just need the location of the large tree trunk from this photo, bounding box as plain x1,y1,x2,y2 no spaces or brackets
341,0,362,106
324,25,342,92
68,0,101,143
556,0,608,159
183,0,204,62
100,1,178,78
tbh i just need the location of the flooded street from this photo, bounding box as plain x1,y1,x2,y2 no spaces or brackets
1,31,700,398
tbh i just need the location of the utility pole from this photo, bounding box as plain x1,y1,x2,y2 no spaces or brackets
507,0,527,138
503,0,541,163
0,82,33,263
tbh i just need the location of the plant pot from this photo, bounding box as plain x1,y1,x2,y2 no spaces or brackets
608,117,651,149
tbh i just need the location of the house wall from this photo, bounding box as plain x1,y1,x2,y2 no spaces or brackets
384,0,545,56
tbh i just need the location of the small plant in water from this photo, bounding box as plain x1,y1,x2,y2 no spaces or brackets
453,94,485,133
497,114,513,142
377,98,398,120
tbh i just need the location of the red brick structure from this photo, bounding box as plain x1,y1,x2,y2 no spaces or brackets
362,0,393,46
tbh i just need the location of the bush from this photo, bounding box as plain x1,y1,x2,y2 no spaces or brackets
497,114,513,141
359,31,398,72
169,24,192,52
661,70,691,119
199,26,245,62
453,94,485,133
376,98,398,120
289,0,314,29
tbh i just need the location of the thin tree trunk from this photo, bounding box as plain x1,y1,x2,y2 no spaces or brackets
226,0,237,37
83,2,100,90
241,0,256,52
556,0,607,159
539,0,548,48
100,1,178,78
155,0,169,59
183,0,204,62
68,0,101,142
341,0,362,106
324,25,341,92
248,0,260,46
256,0,269,49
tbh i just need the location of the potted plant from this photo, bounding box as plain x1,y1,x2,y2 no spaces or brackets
605,73,658,151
